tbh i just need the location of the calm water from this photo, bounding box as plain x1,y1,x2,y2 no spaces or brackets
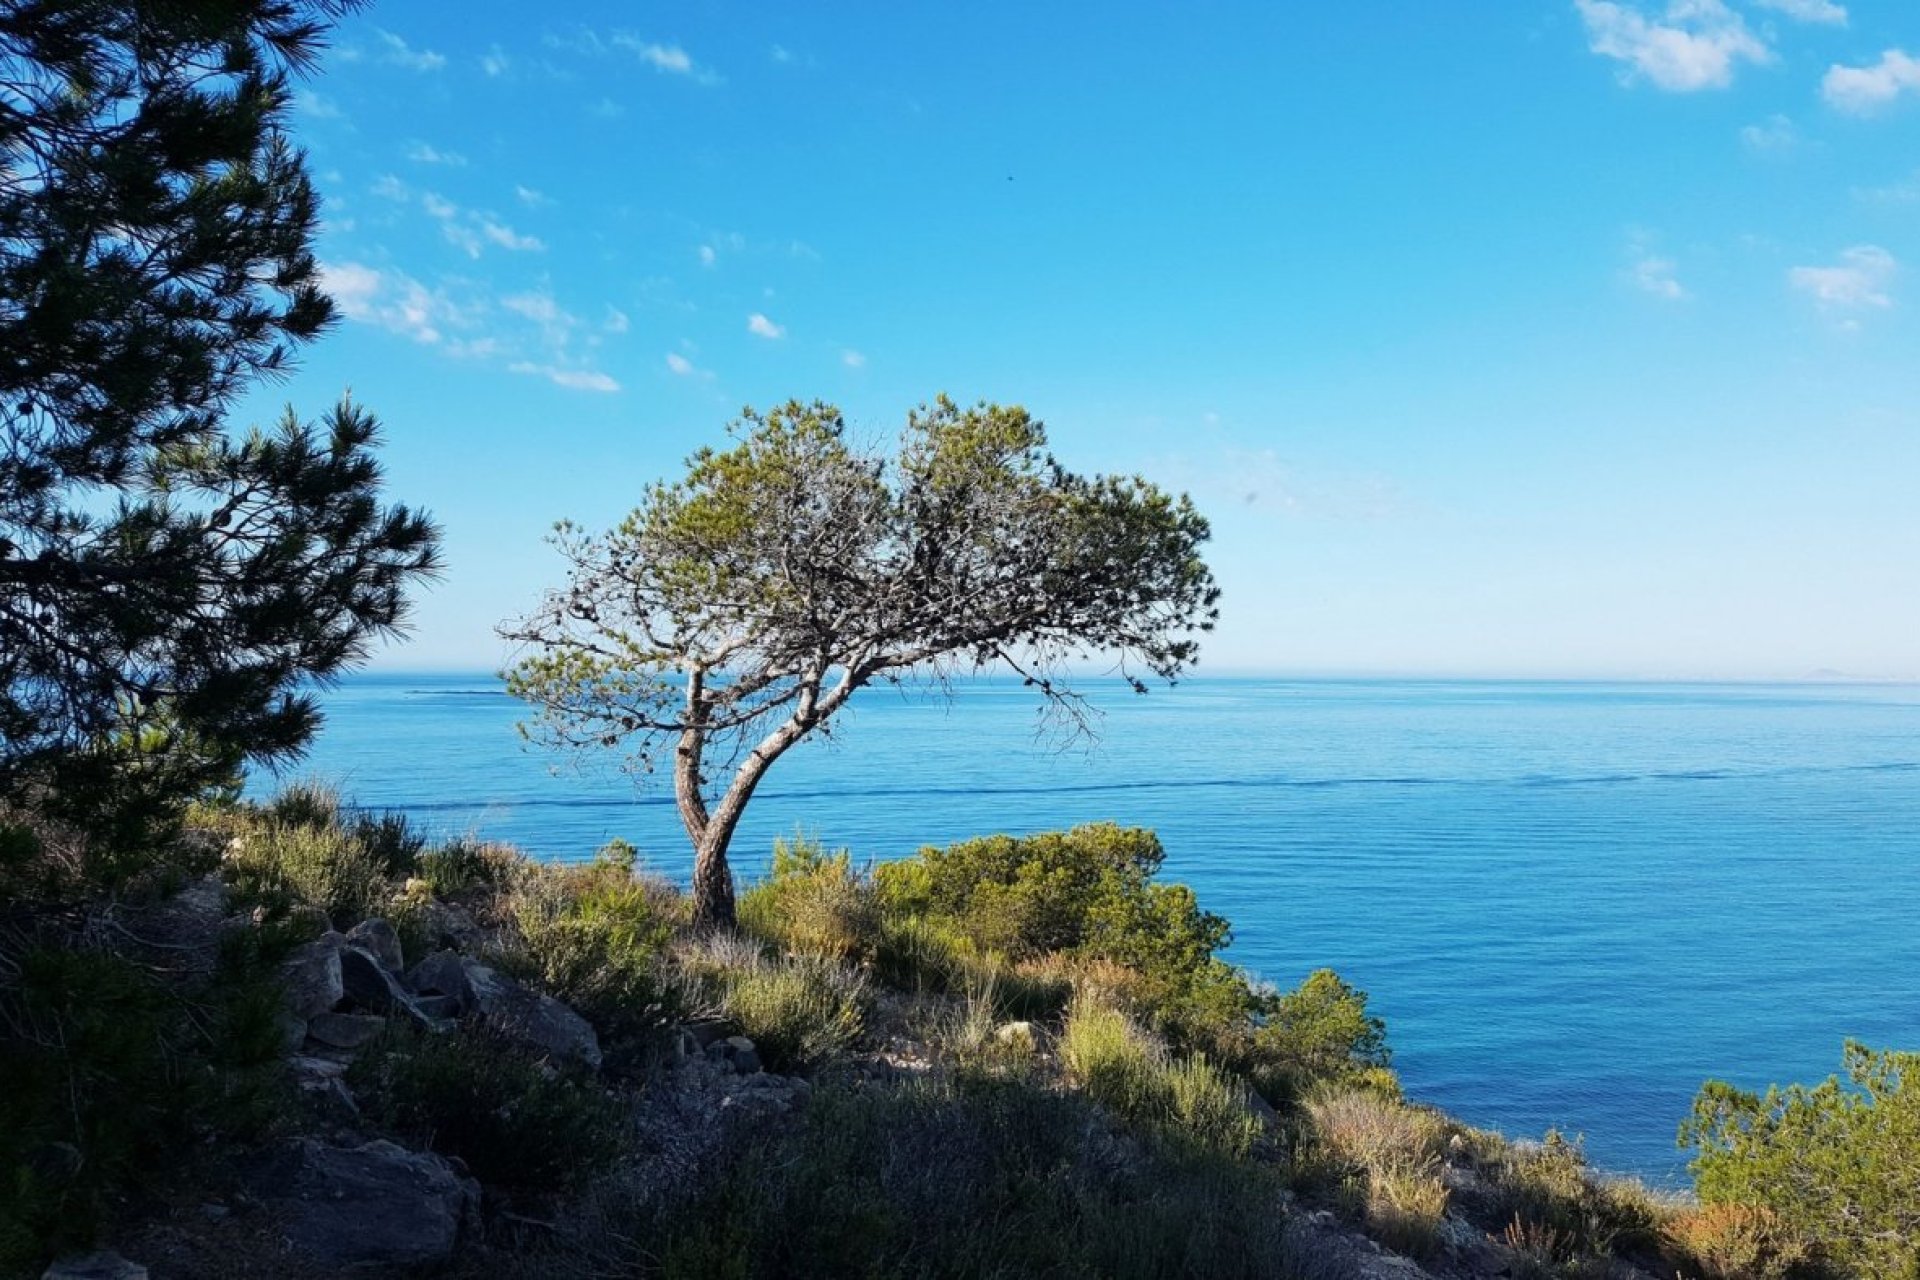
262,674,1920,1182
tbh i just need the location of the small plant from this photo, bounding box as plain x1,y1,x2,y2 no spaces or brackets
1060,996,1263,1158
348,1025,625,1191
1664,1203,1811,1280
1247,969,1391,1101
738,833,878,961
224,819,390,925
721,956,869,1072
416,834,526,896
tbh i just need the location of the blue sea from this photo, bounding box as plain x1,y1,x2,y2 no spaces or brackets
264,674,1920,1183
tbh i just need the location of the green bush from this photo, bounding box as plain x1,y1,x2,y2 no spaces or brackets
1681,1041,1918,1280
501,852,681,1055
1245,969,1392,1100
874,823,1255,1039
0,939,290,1270
223,819,391,925
721,956,869,1072
586,1075,1312,1280
738,833,879,960
347,1024,625,1191
416,834,527,896
1060,997,1263,1159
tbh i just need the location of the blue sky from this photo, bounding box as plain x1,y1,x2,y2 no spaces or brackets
249,1,1920,679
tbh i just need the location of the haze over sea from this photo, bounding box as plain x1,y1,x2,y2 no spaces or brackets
265,673,1920,1182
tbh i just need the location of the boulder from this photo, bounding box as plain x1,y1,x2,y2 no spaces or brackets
995,1021,1036,1051
706,1035,762,1074
307,1012,388,1051
244,1139,478,1272
339,945,430,1024
280,934,345,1020
461,959,601,1070
420,898,486,953
345,917,405,973
404,949,474,1011
41,1252,148,1280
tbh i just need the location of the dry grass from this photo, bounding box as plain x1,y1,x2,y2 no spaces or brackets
1303,1087,1454,1258
1664,1203,1811,1280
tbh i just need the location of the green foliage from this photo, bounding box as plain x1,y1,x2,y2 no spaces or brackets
0,939,290,1270
503,857,680,1056
0,0,439,869
604,1076,1309,1280
416,834,526,896
224,818,392,926
1247,968,1392,1100
1060,998,1264,1159
348,1025,625,1192
503,396,1217,926
876,823,1253,1039
1681,1041,1919,1280
719,956,869,1073
738,832,878,961
1299,1088,1452,1260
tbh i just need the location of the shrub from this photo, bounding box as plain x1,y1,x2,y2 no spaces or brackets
1247,969,1391,1100
1060,997,1263,1158
223,819,390,925
874,824,1256,1040
0,938,291,1270
416,834,527,897
566,1075,1312,1280
1680,1041,1918,1280
721,957,868,1072
1665,1203,1811,1280
738,833,878,960
1474,1129,1660,1265
1301,1088,1451,1258
347,1025,625,1191
498,851,682,1058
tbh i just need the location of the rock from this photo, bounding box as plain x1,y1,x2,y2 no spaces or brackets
41,1252,148,1280
276,1012,308,1054
995,1021,1036,1050
685,1019,732,1048
339,945,429,1024
413,994,462,1020
307,1012,388,1050
280,935,345,1020
461,960,601,1069
346,918,405,972
404,949,474,1011
420,898,485,952
244,1139,478,1271
725,1035,761,1073
290,1053,349,1082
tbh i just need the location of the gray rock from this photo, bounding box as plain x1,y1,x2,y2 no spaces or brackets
245,1139,478,1271
420,898,485,952
41,1252,148,1280
724,1035,762,1074
307,1012,388,1050
413,993,463,1020
404,949,473,1010
461,959,602,1069
995,1021,1036,1048
280,935,345,1020
685,1020,732,1048
339,945,429,1024
346,917,405,972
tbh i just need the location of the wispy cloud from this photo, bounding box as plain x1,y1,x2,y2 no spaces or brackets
697,245,717,267
1853,169,1920,204
1788,245,1897,317
665,351,714,379
1822,49,1920,115
842,349,867,368
478,217,543,253
1573,0,1771,91
406,142,466,166
377,29,446,72
480,45,510,76
747,312,786,339
515,185,552,207
320,262,472,346
603,306,630,334
1631,254,1688,299
1740,113,1798,153
509,362,619,393
294,89,343,119
611,34,722,84
1753,0,1846,23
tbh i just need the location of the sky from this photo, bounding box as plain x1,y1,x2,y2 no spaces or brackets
245,1,1920,680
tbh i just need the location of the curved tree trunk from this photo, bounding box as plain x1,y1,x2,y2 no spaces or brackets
690,826,737,929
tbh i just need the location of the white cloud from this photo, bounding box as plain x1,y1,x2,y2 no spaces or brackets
1740,113,1798,152
479,218,544,253
406,142,467,166
1753,0,1846,23
771,45,794,63
294,89,342,119
1788,245,1897,312
516,185,551,207
842,349,867,368
377,29,446,72
1822,49,1920,115
371,174,410,202
420,192,457,220
1631,254,1688,299
509,362,620,393
747,312,785,339
603,306,630,334
319,261,469,346
589,97,625,119
1853,169,1920,203
480,45,510,76
697,245,717,267
1573,0,1771,91
611,35,721,84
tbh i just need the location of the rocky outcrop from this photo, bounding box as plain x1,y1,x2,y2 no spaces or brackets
244,1139,479,1271
279,933,344,1021
461,959,602,1069
345,917,404,973
41,1252,148,1280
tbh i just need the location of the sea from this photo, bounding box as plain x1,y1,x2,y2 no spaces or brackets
258,673,1920,1183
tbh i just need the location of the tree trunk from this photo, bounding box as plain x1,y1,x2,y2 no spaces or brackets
690,826,737,929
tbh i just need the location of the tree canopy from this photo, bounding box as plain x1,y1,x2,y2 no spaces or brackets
504,397,1218,926
0,0,438,869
